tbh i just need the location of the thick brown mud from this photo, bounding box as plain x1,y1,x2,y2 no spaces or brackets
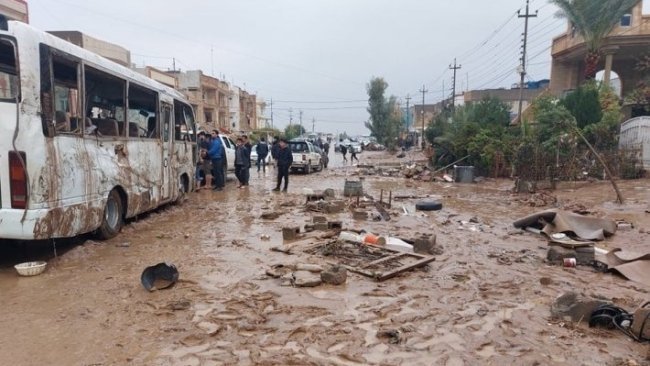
1,151,649,365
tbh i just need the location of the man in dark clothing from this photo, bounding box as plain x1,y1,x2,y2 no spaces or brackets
340,144,348,163
349,145,359,164
323,141,330,155
242,135,252,185
273,138,293,192
234,137,250,188
271,136,280,166
208,130,225,191
256,137,270,172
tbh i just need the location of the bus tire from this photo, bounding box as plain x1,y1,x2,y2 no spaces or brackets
96,189,124,240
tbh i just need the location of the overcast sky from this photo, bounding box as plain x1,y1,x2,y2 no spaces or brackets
28,0,566,135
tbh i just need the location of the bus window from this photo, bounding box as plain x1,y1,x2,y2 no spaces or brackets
127,83,158,139
85,66,125,137
174,100,195,141
52,57,80,134
0,39,18,101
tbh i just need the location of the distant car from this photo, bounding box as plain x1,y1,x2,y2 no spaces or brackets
314,145,329,168
250,144,272,166
288,140,323,174
349,142,362,154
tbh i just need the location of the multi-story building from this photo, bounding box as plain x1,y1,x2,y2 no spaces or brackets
48,31,131,67
173,70,223,130
0,0,28,23
229,85,241,131
239,89,257,131
133,66,178,89
550,1,650,98
256,99,270,130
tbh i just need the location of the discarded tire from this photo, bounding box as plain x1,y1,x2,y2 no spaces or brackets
415,201,443,211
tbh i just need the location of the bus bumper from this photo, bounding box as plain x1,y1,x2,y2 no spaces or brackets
0,205,103,240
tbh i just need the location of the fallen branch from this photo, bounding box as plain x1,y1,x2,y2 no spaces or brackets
573,128,624,204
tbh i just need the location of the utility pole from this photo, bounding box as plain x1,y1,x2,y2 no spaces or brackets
518,0,537,134
299,110,303,135
172,57,176,72
405,94,412,131
418,85,428,149
449,58,462,111
289,108,293,127
312,117,316,133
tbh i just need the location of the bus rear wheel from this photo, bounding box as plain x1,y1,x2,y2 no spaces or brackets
96,189,124,240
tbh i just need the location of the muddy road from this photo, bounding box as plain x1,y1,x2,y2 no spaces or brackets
1,151,649,365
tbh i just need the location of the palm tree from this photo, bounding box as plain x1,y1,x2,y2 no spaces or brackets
551,0,639,79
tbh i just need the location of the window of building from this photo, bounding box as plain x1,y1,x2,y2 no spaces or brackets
621,13,632,27
0,39,18,101
84,66,126,137
204,110,213,123
127,83,158,139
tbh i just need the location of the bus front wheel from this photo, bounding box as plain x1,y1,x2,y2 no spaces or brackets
96,190,124,240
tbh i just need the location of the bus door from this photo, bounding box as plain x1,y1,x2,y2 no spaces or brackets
161,102,172,201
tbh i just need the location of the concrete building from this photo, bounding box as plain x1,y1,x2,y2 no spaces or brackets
48,31,131,67
239,89,258,131
256,99,270,130
173,70,224,130
0,0,28,23
133,66,178,89
229,85,241,131
550,0,650,98
463,86,547,119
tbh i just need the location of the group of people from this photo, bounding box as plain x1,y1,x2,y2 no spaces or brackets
339,143,359,164
196,131,294,192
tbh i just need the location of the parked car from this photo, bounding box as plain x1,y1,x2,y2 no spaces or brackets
314,145,329,168
288,140,323,174
250,144,272,166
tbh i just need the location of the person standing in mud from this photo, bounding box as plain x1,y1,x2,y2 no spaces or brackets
256,137,269,172
340,143,348,163
271,136,280,167
208,130,225,191
242,135,252,186
323,141,330,155
273,138,293,192
349,144,359,164
234,137,250,189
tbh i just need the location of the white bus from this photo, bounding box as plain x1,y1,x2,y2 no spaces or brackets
0,17,197,240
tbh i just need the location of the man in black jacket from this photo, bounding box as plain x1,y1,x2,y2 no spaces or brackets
273,138,293,192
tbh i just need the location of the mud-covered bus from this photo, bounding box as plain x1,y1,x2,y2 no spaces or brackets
0,17,196,240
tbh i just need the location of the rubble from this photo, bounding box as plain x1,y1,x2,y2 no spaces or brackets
282,227,301,241
413,235,443,255
320,265,347,285
292,271,322,287
547,245,595,265
550,292,608,323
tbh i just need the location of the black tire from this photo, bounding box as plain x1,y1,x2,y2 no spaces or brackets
305,163,312,174
96,189,124,239
415,200,443,211
318,161,324,171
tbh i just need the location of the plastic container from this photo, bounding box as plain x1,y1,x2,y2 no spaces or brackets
338,231,362,243
563,258,577,268
454,166,475,183
14,261,47,276
363,233,379,245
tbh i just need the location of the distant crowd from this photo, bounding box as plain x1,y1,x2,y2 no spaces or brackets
196,131,300,192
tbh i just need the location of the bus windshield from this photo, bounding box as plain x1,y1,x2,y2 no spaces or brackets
0,39,18,101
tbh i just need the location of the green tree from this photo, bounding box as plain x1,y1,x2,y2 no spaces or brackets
284,124,306,140
365,77,402,148
550,0,638,79
560,83,603,129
